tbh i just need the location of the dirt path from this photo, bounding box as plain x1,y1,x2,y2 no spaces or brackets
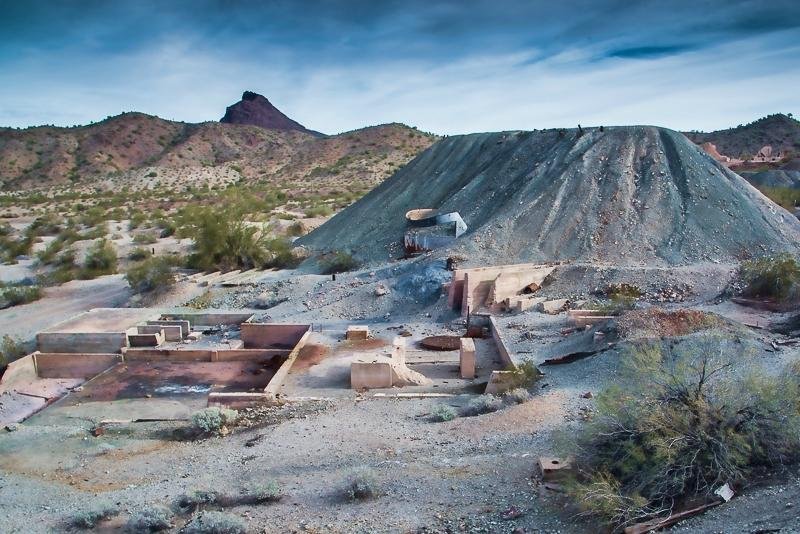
0,274,130,343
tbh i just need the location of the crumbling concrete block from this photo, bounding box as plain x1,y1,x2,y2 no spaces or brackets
127,332,164,347
459,337,476,379
346,325,369,340
538,298,569,315
351,361,393,390
538,457,572,482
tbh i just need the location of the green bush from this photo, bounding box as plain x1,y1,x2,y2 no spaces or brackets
191,407,238,435
740,253,800,302
183,511,246,534
0,284,42,307
125,257,176,294
504,360,543,390
565,336,800,529
264,237,302,269
320,251,358,274
187,209,270,271
124,505,173,532
81,239,117,278
431,404,458,422
237,481,282,504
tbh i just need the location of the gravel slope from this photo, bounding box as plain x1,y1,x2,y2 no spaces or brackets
299,126,800,266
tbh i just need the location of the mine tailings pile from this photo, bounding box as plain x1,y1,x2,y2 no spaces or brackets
298,126,800,266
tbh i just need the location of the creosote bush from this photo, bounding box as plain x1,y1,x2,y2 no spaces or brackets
237,481,281,504
565,335,800,529
81,238,117,278
320,250,358,274
505,360,543,390
503,387,531,404
191,407,238,435
461,394,503,416
740,252,800,303
346,469,379,501
172,490,218,515
126,256,176,294
68,501,119,529
183,511,246,534
124,505,173,533
431,404,458,422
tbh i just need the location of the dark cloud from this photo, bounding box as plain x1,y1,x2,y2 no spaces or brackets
605,45,697,60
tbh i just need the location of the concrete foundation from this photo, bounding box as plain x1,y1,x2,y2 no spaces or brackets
448,263,555,317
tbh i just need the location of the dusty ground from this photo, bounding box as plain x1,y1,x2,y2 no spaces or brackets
2,258,800,533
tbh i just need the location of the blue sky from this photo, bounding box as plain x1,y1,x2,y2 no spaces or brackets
0,0,798,134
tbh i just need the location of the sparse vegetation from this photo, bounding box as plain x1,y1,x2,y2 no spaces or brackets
172,490,219,515
617,308,724,339
191,407,238,436
565,336,800,529
80,238,117,278
346,469,380,501
0,334,26,367
503,387,531,404
236,481,282,504
125,256,176,294
68,501,119,529
739,252,800,303
128,247,152,261
504,360,543,390
431,404,458,422
320,250,358,274
0,283,42,308
461,394,503,416
183,511,246,534
124,505,173,533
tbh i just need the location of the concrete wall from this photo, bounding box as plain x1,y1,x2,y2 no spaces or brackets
122,348,287,363
448,263,554,316
146,320,190,336
263,329,312,397
165,312,254,327
241,323,311,349
34,353,122,379
489,316,514,368
36,332,128,354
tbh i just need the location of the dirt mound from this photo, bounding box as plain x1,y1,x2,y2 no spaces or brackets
299,126,800,266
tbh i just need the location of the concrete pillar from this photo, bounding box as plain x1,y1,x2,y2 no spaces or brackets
460,337,476,379
392,336,406,366
346,325,369,340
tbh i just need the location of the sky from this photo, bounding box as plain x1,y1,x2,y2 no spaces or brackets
0,0,799,135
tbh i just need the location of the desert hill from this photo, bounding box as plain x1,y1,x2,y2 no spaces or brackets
299,126,800,266
685,113,800,162
220,90,322,136
0,92,437,192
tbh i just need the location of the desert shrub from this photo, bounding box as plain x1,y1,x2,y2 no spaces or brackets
0,284,42,307
504,387,531,404
504,360,543,390
346,469,379,501
133,232,158,245
125,256,176,294
565,336,800,529
617,308,724,339
431,404,458,422
0,335,26,367
156,219,176,238
236,481,282,504
129,211,146,230
263,237,302,269
81,238,117,278
187,290,214,309
286,221,305,237
191,407,238,435
187,209,270,271
304,204,333,218
128,247,152,261
740,253,800,302
68,501,119,529
461,394,503,416
124,505,173,532
183,511,246,534
172,490,218,515
320,251,358,274
36,238,65,265
597,283,642,313
79,222,107,240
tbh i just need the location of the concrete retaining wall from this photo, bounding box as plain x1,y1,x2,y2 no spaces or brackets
241,323,311,349
122,348,287,363
36,332,128,354
34,352,122,379
165,312,254,327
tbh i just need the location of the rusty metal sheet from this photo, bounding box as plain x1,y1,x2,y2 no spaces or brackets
420,335,461,351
